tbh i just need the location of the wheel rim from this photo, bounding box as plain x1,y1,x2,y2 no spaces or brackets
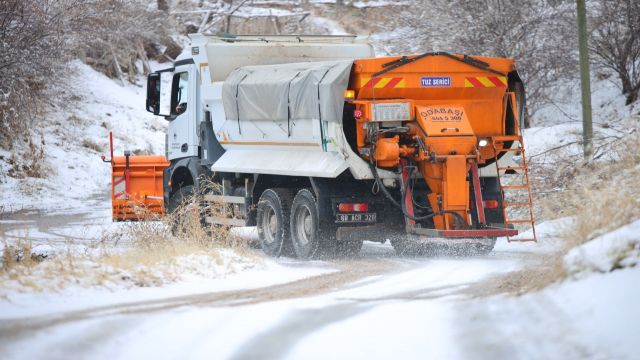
262,206,277,244
295,205,313,246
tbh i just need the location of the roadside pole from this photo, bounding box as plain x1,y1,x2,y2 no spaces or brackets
576,0,593,160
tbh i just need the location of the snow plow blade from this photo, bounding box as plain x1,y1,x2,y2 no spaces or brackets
111,154,169,221
104,132,169,221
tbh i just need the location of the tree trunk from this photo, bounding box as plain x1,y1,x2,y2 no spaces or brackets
626,89,639,105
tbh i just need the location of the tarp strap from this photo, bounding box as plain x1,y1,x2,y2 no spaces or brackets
317,67,331,152
287,71,301,138
235,73,249,134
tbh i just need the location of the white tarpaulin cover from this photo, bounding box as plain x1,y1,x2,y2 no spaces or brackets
222,60,353,125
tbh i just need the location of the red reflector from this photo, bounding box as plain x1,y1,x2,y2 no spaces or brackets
483,200,499,209
353,203,368,212
338,203,368,213
354,109,363,118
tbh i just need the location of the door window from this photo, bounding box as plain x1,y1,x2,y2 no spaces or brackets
171,72,189,115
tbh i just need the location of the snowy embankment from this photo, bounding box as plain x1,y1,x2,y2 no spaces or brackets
0,60,166,213
524,221,640,358
565,220,640,276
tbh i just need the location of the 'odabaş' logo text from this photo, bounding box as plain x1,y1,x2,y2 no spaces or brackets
420,76,451,87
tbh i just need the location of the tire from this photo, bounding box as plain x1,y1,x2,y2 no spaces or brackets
167,185,205,235
167,185,195,214
257,188,293,257
290,189,321,259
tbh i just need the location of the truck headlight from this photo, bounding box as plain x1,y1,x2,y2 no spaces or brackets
478,139,489,147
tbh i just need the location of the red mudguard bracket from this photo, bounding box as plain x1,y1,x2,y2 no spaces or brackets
470,161,486,225
437,229,518,238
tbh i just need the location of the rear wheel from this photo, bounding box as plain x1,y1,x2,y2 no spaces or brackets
257,188,293,257
290,189,321,259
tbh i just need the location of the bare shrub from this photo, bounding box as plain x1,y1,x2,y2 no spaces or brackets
7,137,48,179
0,0,74,149
81,139,102,153
408,0,577,125
537,131,640,247
590,0,640,105
72,1,179,83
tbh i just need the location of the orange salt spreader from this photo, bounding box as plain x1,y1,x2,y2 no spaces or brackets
348,52,533,239
102,132,169,221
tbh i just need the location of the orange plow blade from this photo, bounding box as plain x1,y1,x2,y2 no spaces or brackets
111,154,169,221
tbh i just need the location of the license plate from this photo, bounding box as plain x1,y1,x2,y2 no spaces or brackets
335,213,376,223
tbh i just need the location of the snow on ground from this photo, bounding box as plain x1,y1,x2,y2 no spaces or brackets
564,219,640,277
0,254,334,320
535,72,639,127
494,217,571,253
309,16,349,35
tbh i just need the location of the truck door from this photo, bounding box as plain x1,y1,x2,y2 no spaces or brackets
167,64,198,160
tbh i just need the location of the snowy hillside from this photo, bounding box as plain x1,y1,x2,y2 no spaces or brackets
0,61,166,212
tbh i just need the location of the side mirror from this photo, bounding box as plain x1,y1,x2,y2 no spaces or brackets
146,73,161,115
146,71,174,117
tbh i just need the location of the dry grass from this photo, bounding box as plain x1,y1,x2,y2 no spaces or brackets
81,138,102,153
536,131,640,248
0,184,257,293
6,138,49,179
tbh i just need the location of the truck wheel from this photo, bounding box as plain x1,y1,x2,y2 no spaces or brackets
167,185,195,214
167,185,206,235
290,189,321,259
257,189,293,257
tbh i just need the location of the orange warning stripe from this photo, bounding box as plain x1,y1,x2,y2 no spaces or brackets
361,77,406,89
464,76,507,88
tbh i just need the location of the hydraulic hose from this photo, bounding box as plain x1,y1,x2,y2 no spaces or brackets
368,162,467,225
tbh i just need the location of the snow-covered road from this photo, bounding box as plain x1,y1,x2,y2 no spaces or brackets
1,211,635,360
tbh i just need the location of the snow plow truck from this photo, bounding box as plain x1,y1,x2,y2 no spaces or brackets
107,34,537,258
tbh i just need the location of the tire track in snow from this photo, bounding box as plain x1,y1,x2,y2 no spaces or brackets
0,258,397,343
